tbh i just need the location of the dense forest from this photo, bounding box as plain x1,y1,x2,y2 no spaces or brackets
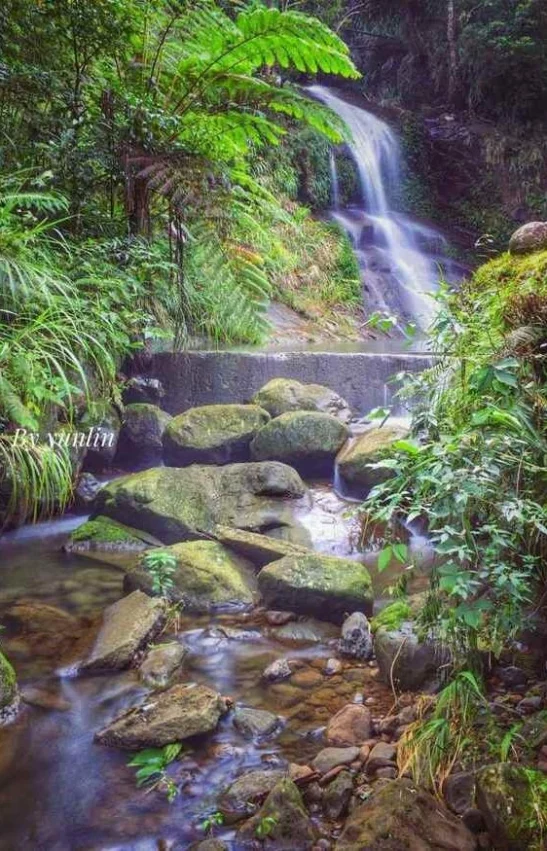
1,2,547,850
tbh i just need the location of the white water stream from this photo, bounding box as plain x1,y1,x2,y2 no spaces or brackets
309,86,459,330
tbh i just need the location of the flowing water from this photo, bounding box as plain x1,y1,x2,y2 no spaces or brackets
309,85,463,331
0,482,433,850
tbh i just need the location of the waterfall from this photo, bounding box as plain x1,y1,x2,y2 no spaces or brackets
329,148,340,210
308,85,456,331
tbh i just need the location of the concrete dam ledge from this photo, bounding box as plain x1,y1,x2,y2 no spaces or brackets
140,350,433,416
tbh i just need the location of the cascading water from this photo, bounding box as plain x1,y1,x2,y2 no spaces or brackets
309,85,460,331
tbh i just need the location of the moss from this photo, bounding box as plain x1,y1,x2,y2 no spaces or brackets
0,651,17,709
371,600,412,633
476,763,547,851
71,516,147,545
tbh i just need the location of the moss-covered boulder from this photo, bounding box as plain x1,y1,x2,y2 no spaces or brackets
116,403,172,468
64,515,162,555
125,540,257,612
237,778,316,849
253,378,352,422
163,404,270,466
0,651,17,712
93,462,307,544
258,554,373,623
509,221,547,256
336,422,410,496
219,769,286,822
213,525,311,569
476,763,547,850
336,779,477,850
251,411,350,476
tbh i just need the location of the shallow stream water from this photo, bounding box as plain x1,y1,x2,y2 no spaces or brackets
0,481,434,850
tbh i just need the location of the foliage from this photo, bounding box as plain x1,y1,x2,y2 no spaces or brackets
255,815,278,839
398,670,490,792
370,600,412,633
199,810,225,835
363,254,547,670
127,743,182,802
142,550,178,597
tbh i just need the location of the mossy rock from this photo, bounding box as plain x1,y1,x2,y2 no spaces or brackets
237,778,316,848
337,778,476,850
258,554,372,623
336,422,410,496
213,524,311,569
94,463,307,545
370,600,413,633
116,403,172,468
64,516,162,554
0,651,17,711
476,763,547,851
374,620,448,691
251,411,350,476
253,378,352,422
126,540,257,612
163,403,270,466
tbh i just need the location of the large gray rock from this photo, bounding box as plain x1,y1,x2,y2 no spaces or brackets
95,683,228,749
475,763,547,850
253,378,352,422
93,462,307,544
237,778,316,848
82,591,166,672
219,769,286,821
251,411,350,476
258,554,373,624
339,611,373,660
509,221,547,256
336,422,410,496
374,621,448,691
116,403,172,468
163,403,270,466
125,540,257,612
336,778,477,850
0,651,18,713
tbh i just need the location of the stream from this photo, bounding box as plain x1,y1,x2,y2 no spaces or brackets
0,87,441,850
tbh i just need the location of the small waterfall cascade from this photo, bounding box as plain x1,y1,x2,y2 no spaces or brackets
309,85,460,331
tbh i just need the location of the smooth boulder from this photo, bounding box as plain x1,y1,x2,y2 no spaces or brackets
336,422,410,496
326,704,372,746
258,554,373,623
126,541,257,612
233,706,280,738
253,378,352,422
82,590,166,672
251,411,350,476
93,462,307,544
509,221,547,256
163,403,270,466
116,403,172,467
95,683,228,749
336,778,477,850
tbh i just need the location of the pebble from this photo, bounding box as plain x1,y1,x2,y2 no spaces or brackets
324,658,342,676
262,658,292,682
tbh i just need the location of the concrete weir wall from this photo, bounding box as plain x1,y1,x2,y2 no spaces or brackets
141,350,432,415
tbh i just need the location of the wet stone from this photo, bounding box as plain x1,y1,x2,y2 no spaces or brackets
312,747,360,775
232,706,280,738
